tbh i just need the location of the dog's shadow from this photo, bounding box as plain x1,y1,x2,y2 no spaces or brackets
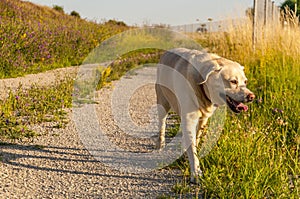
0,142,175,182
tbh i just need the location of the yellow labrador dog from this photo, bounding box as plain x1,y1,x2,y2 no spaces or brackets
155,48,255,183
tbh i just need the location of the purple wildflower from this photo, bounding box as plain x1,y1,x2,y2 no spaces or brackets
272,108,284,114
256,98,263,103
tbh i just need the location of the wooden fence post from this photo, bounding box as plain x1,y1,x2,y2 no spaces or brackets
252,0,258,51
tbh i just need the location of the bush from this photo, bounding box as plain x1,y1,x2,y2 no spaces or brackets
105,19,127,27
52,5,64,13
70,10,80,18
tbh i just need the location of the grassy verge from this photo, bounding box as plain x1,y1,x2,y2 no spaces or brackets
0,77,73,140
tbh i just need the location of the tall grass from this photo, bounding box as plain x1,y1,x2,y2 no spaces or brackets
172,16,299,198
0,0,128,78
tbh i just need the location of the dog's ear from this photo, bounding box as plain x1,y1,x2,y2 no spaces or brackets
197,59,223,84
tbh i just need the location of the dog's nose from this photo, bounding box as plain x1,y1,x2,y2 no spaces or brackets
247,93,255,102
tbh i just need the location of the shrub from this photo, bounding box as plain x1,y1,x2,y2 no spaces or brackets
70,10,80,18
52,5,64,13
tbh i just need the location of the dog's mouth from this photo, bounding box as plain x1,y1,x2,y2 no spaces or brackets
226,95,248,113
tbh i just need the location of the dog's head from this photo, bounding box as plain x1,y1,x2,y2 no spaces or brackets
197,55,255,113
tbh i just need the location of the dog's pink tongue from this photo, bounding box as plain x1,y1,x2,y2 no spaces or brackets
237,103,248,112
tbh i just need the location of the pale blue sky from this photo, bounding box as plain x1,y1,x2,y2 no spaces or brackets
25,0,284,26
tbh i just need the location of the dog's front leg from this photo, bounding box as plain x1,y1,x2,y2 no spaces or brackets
196,117,208,146
181,112,202,184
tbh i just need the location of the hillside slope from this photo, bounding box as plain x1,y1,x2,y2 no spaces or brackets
0,0,128,78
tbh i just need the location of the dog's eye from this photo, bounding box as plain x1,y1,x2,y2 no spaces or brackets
244,80,248,85
230,80,238,85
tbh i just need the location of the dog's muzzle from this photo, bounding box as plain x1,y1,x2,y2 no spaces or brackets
226,92,255,113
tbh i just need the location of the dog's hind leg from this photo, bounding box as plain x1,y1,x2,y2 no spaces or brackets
156,104,169,149
155,85,171,149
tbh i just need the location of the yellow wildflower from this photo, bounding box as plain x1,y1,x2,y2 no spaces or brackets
21,33,27,39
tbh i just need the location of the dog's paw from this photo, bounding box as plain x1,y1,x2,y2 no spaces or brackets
190,175,202,185
190,178,199,185
153,136,165,150
155,141,165,150
150,135,163,150
190,170,203,185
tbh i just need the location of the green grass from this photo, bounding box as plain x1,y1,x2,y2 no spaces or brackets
0,77,73,140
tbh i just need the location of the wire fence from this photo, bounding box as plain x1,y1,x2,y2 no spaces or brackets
170,19,247,33
169,0,282,50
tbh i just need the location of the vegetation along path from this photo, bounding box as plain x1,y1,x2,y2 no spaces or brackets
0,66,183,198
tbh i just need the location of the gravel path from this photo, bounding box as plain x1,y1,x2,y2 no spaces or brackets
0,66,184,198
0,67,78,100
